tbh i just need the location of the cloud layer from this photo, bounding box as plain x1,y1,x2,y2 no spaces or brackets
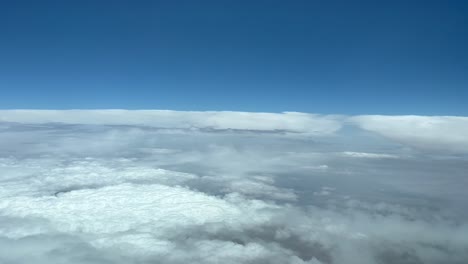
350,115,468,153
0,110,467,264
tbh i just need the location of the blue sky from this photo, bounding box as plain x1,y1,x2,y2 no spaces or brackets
0,0,467,114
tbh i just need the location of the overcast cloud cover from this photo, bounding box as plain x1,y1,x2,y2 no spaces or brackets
0,110,467,264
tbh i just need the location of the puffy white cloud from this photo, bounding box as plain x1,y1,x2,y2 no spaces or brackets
0,110,467,264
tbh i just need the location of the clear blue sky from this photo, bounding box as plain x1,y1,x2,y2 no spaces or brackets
1,0,467,114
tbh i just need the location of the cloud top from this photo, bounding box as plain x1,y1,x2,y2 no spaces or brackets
0,110,342,135
351,115,468,153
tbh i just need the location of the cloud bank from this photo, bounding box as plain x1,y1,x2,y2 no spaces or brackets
0,110,342,135
0,110,467,264
350,115,468,154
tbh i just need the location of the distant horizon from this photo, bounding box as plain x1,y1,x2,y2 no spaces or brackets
1,108,468,116
1,108,467,117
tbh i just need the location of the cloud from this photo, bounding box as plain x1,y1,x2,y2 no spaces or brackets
0,110,343,135
0,110,467,263
340,152,400,159
350,115,468,154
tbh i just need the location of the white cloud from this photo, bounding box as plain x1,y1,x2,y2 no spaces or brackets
0,184,244,235
0,110,467,263
340,152,399,159
0,110,342,135
350,115,468,153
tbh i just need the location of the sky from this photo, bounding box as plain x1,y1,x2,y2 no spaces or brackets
1,0,467,114
0,2,468,263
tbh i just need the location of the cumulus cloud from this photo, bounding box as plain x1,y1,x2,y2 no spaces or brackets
0,110,467,264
